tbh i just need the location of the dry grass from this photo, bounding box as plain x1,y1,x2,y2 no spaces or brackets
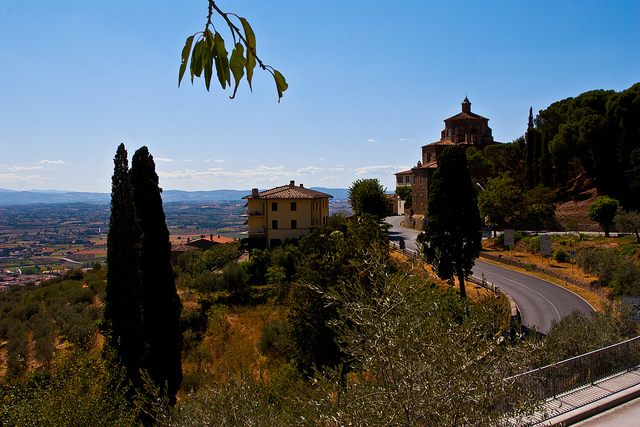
390,251,494,302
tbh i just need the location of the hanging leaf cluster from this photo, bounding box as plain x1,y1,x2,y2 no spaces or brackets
179,1,287,101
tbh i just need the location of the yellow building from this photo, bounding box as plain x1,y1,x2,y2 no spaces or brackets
242,180,332,247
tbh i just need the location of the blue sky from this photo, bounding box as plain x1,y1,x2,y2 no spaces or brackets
1,0,638,193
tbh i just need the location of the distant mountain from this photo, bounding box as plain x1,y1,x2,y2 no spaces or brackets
0,187,350,205
0,189,111,205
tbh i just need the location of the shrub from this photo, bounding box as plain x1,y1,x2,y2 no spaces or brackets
257,319,291,357
552,248,569,263
221,262,248,294
526,236,541,253
611,256,640,297
192,271,221,293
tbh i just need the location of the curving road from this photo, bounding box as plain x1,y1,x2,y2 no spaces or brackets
385,216,594,333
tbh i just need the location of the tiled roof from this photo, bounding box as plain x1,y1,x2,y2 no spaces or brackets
243,182,333,200
444,112,488,121
421,139,458,148
211,235,234,244
412,160,437,170
394,169,413,175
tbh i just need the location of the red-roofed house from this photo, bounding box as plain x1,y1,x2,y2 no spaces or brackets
241,181,332,247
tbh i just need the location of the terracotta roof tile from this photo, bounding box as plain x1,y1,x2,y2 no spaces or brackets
394,169,413,175
422,139,458,148
243,183,333,200
444,112,488,121
412,160,437,170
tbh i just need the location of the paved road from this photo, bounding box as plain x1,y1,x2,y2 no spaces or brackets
385,216,594,333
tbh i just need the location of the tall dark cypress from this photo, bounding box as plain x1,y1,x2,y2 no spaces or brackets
419,146,481,300
104,143,145,390
130,146,183,404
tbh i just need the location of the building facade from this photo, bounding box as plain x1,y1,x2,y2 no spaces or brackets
396,97,497,218
242,181,332,247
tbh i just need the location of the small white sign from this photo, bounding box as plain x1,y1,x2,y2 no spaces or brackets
570,250,576,259
540,235,552,256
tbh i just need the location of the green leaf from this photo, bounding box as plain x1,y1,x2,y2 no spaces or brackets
203,30,215,91
178,35,194,87
229,43,246,99
190,39,204,82
239,18,256,54
214,32,229,88
273,70,288,102
245,49,256,91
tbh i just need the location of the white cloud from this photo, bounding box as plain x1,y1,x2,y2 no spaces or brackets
157,165,291,183
329,166,344,171
39,159,65,164
367,138,378,142
320,175,340,181
297,166,324,174
8,166,44,171
318,157,326,161
397,138,414,143
205,159,225,163
353,165,397,175
155,158,173,162
182,159,191,162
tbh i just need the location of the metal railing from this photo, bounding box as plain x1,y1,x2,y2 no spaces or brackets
390,242,502,295
508,336,640,400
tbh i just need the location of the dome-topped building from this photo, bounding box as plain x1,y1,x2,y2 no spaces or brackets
395,98,498,219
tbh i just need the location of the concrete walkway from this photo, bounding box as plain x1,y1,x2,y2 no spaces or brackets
530,367,640,426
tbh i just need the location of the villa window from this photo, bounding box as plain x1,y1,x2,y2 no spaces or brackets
291,202,297,211
272,220,278,229
272,202,278,211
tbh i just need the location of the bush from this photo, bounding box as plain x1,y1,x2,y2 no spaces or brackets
0,350,138,426
221,262,248,294
577,249,640,296
611,257,640,297
552,248,569,263
526,236,541,253
192,271,221,293
257,319,291,357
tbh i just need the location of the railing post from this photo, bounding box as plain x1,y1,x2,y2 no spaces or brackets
552,365,557,399
590,352,594,385
626,340,630,372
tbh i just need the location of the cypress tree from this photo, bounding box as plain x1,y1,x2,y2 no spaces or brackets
104,143,145,390
130,146,183,404
418,146,481,300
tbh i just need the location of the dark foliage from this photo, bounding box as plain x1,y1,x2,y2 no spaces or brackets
104,143,146,391
130,146,183,404
418,146,481,299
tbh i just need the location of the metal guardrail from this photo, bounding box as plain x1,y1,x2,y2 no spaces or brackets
390,242,502,296
508,336,640,400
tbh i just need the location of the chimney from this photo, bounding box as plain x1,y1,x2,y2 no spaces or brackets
290,180,295,187
299,183,304,188
252,188,258,196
